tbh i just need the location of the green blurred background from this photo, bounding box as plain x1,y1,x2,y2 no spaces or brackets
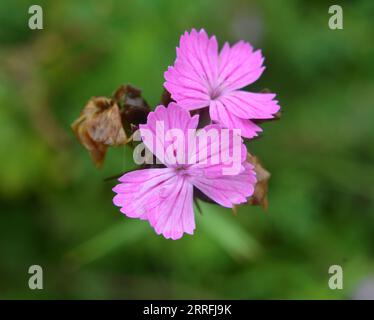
1,0,373,299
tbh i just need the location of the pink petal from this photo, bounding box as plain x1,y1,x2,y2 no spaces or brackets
113,168,196,240
139,103,199,166
188,124,247,169
147,177,195,240
164,66,210,110
190,163,256,208
164,29,218,110
218,41,265,91
112,168,176,219
209,100,262,139
219,90,280,119
186,124,256,207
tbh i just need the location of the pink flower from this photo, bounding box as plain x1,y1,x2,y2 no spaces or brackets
112,103,256,240
164,29,280,139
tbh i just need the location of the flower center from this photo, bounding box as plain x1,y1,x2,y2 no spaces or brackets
209,85,223,100
175,166,189,177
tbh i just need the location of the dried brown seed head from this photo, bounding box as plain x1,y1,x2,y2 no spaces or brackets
113,84,150,133
71,97,128,167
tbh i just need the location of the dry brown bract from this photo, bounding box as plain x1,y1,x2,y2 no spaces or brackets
247,153,271,210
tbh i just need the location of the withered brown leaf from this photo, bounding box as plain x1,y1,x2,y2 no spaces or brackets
247,153,271,210
71,97,128,167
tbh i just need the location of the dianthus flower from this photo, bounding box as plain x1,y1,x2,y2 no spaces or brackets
164,29,280,138
112,103,256,239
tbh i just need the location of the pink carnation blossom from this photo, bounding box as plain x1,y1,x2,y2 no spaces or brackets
164,29,280,139
112,103,256,240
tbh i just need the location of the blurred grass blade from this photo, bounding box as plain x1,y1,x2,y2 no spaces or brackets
197,202,261,261
66,221,148,268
